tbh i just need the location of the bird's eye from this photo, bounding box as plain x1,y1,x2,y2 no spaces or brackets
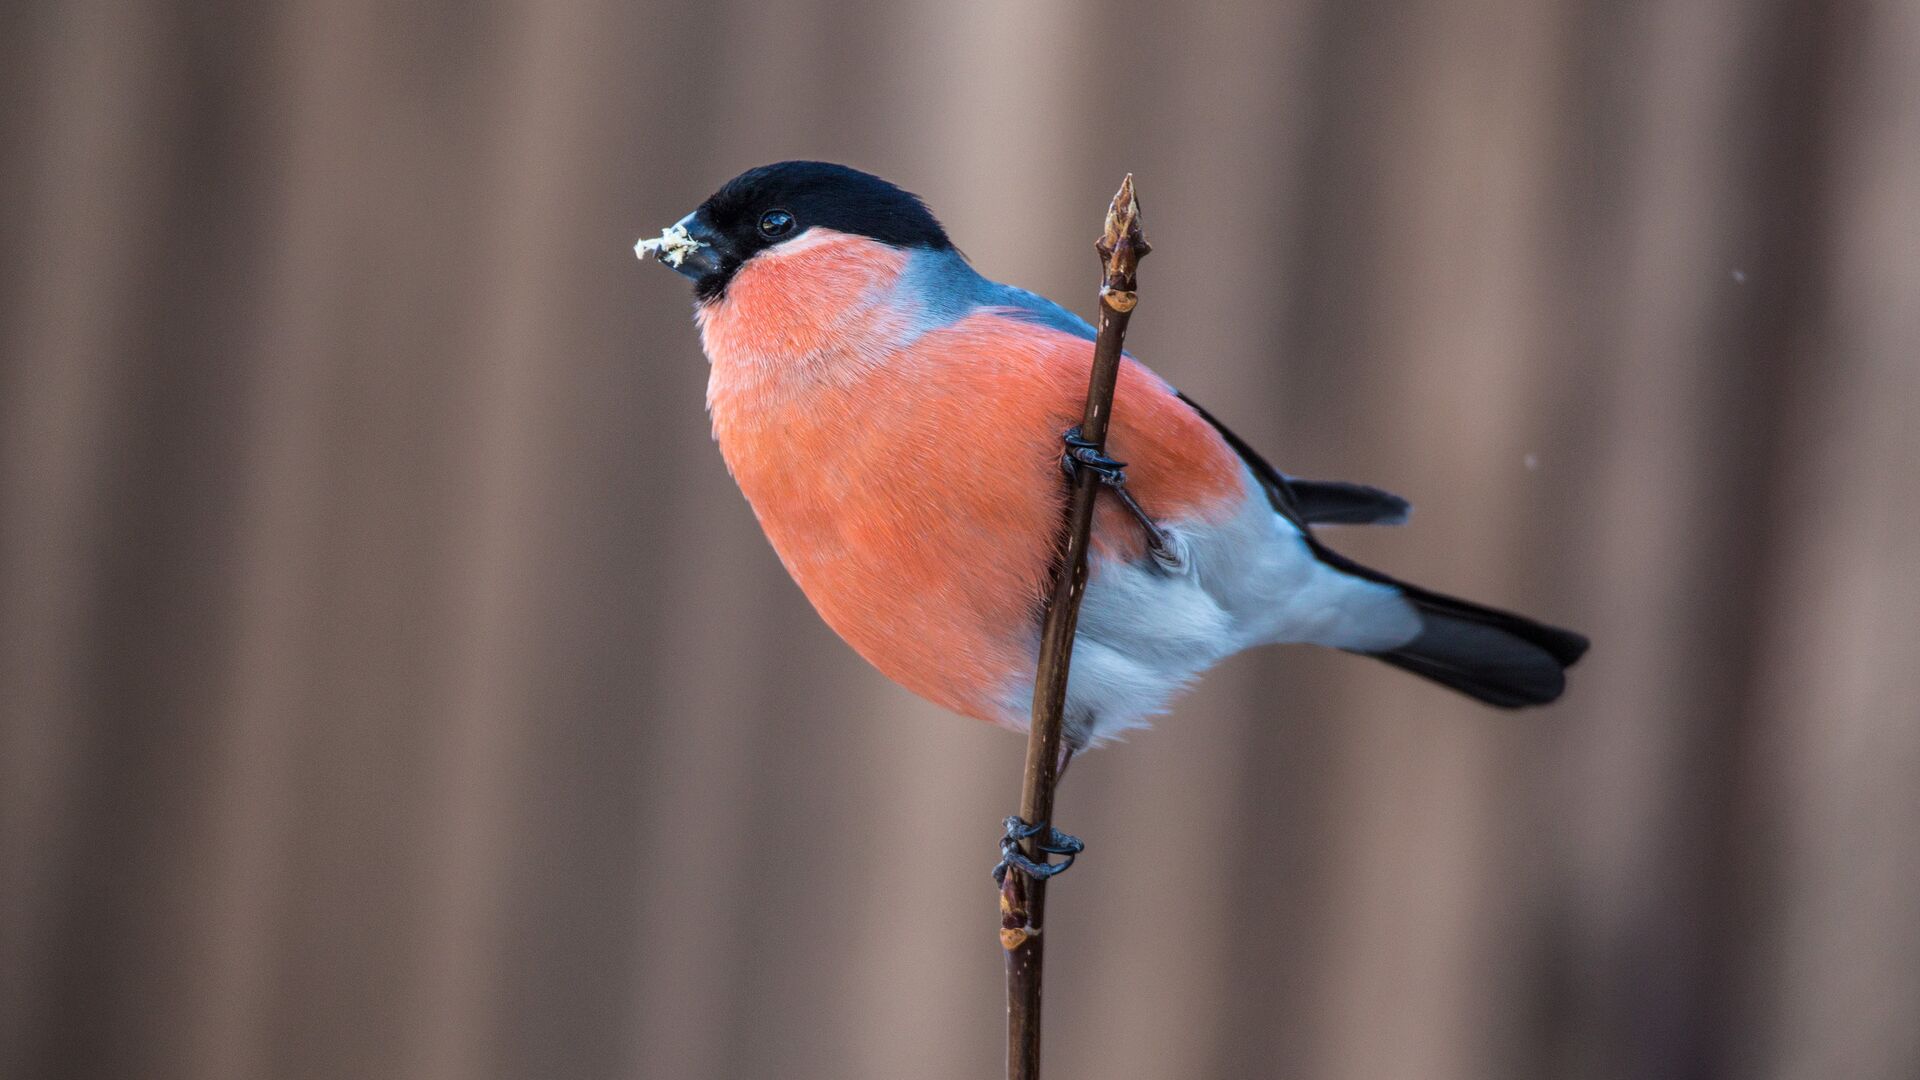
757,209,796,238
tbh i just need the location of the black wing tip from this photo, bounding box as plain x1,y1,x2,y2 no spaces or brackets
1284,477,1414,527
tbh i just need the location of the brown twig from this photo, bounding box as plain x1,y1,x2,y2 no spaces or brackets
1001,174,1151,1080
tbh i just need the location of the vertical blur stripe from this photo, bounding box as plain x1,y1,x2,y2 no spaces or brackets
2,1,1918,1079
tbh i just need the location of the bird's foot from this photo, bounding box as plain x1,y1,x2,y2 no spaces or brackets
1060,427,1181,569
992,815,1085,884
1060,427,1129,485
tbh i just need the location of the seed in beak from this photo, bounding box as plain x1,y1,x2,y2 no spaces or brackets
635,223,705,268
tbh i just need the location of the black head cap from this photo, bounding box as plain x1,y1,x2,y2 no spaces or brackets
671,161,952,300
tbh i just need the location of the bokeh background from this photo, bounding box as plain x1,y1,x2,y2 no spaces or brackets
4,2,1917,1078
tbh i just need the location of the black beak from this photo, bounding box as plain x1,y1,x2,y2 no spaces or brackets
655,212,728,282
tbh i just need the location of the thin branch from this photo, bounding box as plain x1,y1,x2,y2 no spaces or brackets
1001,174,1151,1080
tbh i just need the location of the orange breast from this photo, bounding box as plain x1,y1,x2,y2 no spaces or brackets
703,240,1244,723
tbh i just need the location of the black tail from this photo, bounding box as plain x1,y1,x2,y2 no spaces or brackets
1169,391,1587,706
1312,544,1589,708
1371,587,1589,707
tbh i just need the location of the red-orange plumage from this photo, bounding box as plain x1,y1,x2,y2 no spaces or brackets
703,232,1243,724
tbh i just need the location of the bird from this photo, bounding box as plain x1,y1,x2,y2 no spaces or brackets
638,161,1588,763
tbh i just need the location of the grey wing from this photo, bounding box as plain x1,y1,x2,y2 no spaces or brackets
969,300,1414,527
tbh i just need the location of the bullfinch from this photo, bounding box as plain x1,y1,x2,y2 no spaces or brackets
638,161,1588,755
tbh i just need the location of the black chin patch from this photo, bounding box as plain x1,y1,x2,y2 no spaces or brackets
691,252,743,303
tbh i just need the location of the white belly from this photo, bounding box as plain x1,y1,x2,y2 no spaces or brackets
998,470,1420,746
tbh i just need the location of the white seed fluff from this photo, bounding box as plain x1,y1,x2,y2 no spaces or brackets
635,223,705,268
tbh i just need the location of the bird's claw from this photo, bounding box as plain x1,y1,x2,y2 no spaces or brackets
1060,427,1129,485
1059,427,1182,570
992,815,1085,884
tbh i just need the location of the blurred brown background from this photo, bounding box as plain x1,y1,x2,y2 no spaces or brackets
3,1,1917,1078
